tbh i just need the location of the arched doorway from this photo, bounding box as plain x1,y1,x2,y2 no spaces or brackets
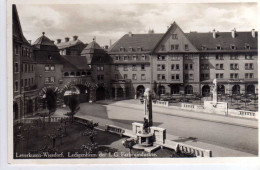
75,85,90,103
217,85,225,94
202,85,210,97
96,86,106,100
136,85,145,98
185,85,193,94
171,84,180,94
247,85,255,94
27,99,33,114
158,85,165,96
44,89,57,112
13,102,18,120
232,85,240,95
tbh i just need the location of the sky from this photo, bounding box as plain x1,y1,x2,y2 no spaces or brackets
16,3,257,47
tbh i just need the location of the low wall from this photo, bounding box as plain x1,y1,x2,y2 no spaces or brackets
74,116,93,125
105,124,125,135
177,143,212,157
152,100,169,107
181,103,204,111
15,117,65,125
228,109,258,119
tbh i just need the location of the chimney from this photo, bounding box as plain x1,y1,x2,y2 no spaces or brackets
104,45,108,49
252,29,256,38
73,35,78,41
231,28,236,38
213,29,216,38
128,32,133,37
57,39,61,44
65,37,70,42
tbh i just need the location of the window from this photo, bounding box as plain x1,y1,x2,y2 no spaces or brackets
64,72,69,76
190,64,193,70
49,77,54,83
200,54,209,60
45,65,49,71
70,72,75,76
171,44,179,50
97,75,104,81
97,65,104,71
185,64,188,70
184,74,193,80
15,63,19,73
115,56,120,61
245,73,254,79
245,44,250,49
230,44,236,50
171,74,180,80
185,55,192,60
201,64,209,70
124,55,128,61
115,65,119,71
141,74,146,80
157,74,166,81
15,81,18,91
230,63,239,70
201,45,207,50
185,85,193,94
141,65,145,70
216,45,221,50
31,78,34,85
185,63,193,70
245,54,253,60
137,47,142,51
31,65,34,72
176,64,179,70
184,44,189,51
230,73,239,79
123,65,128,71
25,64,27,72
157,64,165,71
15,45,19,55
172,34,178,39
157,55,166,61
216,73,224,79
132,74,137,80
245,63,254,70
21,79,23,87
142,55,146,60
230,54,239,60
82,71,86,76
171,64,174,70
44,77,49,83
25,79,27,86
48,55,52,60
161,45,165,51
172,55,180,60
129,47,133,52
50,65,55,71
123,74,128,79
216,54,223,60
115,74,118,80
28,78,30,86
133,55,137,60
216,64,224,70
119,47,124,52
132,65,137,71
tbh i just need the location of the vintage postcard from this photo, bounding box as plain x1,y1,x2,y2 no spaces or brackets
6,0,259,165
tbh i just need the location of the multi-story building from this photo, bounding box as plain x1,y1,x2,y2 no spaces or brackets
13,5,258,121
108,22,258,98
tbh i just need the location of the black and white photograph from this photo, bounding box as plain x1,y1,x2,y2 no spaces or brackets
4,0,259,166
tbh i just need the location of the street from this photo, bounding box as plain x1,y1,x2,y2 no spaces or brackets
55,102,258,155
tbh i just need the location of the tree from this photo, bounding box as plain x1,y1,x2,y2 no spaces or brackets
46,90,57,123
66,94,80,123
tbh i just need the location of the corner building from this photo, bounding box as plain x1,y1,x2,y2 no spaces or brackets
108,22,258,98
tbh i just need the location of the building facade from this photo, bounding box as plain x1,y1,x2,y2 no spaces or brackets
13,5,258,121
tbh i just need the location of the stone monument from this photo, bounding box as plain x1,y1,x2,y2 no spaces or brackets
212,78,218,103
132,88,166,151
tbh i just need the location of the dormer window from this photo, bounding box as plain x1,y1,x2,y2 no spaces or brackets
245,44,250,49
201,45,207,50
216,45,221,50
119,47,125,52
115,55,120,61
137,47,142,51
184,44,189,51
133,55,137,60
129,47,133,52
230,44,236,50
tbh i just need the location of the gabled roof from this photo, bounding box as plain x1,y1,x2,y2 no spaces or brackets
56,39,84,49
61,55,89,70
81,40,104,54
185,32,258,50
152,21,199,53
108,33,164,53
